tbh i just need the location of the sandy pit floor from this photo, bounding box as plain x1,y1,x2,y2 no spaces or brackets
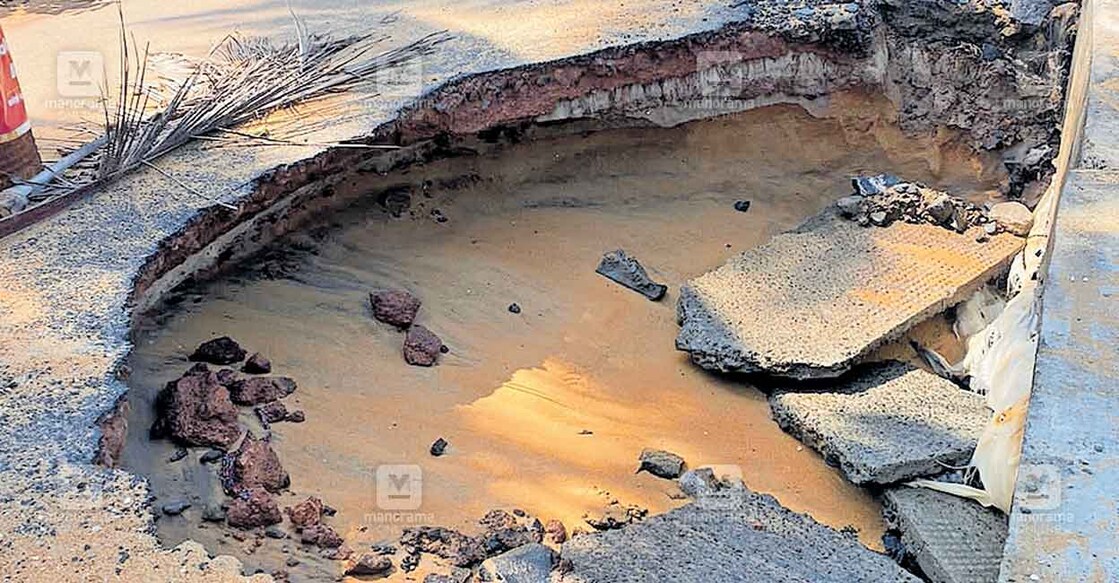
123,96,1000,580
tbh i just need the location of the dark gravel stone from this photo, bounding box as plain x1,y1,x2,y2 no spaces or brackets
430,437,449,457
370,289,422,328
733,200,751,212
285,410,306,423
200,450,224,464
189,337,247,365
508,303,522,314
255,401,288,425
228,376,297,405
168,448,188,462
226,487,282,529
265,526,288,539
595,249,667,301
404,325,446,367
243,353,272,374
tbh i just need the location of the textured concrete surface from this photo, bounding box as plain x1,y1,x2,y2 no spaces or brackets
558,487,919,583
999,1,1119,581
676,209,1023,379
884,487,1009,583
769,362,990,485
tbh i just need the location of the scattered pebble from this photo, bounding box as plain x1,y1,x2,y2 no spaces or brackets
733,200,751,212
637,449,686,479
508,303,522,314
243,353,272,374
189,336,247,365
430,437,449,457
168,448,188,463
161,501,191,516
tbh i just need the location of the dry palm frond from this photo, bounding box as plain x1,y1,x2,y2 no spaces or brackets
95,7,450,184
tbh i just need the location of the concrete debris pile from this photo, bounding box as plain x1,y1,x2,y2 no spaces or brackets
837,175,994,234
838,174,1036,239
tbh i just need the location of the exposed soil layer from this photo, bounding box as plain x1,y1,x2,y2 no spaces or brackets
124,95,1003,580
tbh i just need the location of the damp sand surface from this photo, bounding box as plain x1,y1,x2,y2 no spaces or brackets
124,99,998,579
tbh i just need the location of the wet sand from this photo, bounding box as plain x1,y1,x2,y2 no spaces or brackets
124,98,1001,579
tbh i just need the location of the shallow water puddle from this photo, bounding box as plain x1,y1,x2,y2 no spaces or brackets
123,97,1002,579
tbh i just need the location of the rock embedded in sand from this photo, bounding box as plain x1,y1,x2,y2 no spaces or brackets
300,523,344,548
161,501,191,516
215,368,240,386
152,371,241,450
285,410,305,423
189,336,247,365
255,401,288,425
285,496,324,530
544,519,567,544
404,325,446,366
346,554,394,577
228,376,297,405
430,437,449,456
733,200,751,212
584,505,648,531
638,448,686,479
990,201,1033,236
233,437,290,493
227,487,282,529
242,352,272,374
370,289,422,328
400,526,487,568
595,249,668,301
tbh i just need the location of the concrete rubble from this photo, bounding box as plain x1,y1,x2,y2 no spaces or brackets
676,204,1023,379
559,487,919,582
769,362,989,485
883,487,1009,583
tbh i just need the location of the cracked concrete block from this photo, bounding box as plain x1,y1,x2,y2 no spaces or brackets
480,543,556,583
676,209,1022,379
559,488,919,583
883,487,1008,583
768,362,989,485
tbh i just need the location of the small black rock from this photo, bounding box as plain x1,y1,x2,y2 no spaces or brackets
430,437,449,457
265,526,288,539
508,303,522,314
199,450,224,464
168,448,188,463
733,200,751,213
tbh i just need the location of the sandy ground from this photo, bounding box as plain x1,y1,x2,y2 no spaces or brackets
123,97,1001,580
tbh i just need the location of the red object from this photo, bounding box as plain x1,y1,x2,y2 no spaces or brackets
0,24,31,144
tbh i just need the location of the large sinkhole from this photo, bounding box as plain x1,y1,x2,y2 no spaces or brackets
122,90,1014,579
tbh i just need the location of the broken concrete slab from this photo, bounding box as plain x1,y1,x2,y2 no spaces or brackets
480,543,556,583
769,362,989,485
596,249,668,301
559,488,919,583
883,487,1008,583
676,208,1022,379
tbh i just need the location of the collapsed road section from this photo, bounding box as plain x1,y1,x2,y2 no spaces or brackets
0,1,1105,583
